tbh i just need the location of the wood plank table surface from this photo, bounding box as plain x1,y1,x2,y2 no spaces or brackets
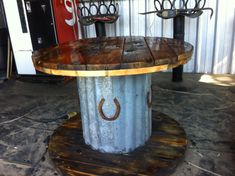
32,36,193,77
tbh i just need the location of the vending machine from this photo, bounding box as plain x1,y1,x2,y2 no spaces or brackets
24,0,57,51
52,0,79,44
2,0,79,75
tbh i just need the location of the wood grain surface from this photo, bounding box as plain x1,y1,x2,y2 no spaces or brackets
33,37,193,77
48,111,187,176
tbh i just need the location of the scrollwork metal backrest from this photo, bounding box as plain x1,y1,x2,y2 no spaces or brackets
78,0,119,26
140,0,213,19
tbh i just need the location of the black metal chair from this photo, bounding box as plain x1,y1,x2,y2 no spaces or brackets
141,0,213,82
77,0,119,37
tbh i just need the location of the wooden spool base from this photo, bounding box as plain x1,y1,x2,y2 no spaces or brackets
49,111,187,176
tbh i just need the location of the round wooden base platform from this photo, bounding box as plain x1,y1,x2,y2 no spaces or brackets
49,111,187,176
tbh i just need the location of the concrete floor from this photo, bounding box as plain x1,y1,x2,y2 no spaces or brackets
0,73,234,176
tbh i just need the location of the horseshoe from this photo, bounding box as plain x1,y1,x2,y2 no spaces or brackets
147,86,153,108
98,98,121,121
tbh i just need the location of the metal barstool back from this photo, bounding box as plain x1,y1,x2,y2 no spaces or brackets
78,0,119,37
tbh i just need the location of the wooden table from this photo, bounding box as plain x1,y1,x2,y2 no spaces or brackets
33,37,193,77
33,36,193,175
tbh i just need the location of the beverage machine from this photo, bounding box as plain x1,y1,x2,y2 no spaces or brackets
2,0,79,75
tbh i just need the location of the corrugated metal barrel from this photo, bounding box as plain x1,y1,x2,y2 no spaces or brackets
77,74,152,153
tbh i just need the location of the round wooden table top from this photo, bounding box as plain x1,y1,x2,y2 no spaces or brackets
32,36,193,77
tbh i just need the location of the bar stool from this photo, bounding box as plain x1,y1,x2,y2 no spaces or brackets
141,0,213,91
78,0,119,37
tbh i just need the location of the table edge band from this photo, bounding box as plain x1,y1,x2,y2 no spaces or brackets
34,59,189,77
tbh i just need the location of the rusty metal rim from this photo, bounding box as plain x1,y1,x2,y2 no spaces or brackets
34,58,191,77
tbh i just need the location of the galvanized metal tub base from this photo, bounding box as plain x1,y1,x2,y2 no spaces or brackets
77,74,152,153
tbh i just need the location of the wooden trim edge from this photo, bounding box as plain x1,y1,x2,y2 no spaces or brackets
34,59,190,77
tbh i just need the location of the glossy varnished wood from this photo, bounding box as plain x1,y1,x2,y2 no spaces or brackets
48,111,187,176
33,37,193,77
